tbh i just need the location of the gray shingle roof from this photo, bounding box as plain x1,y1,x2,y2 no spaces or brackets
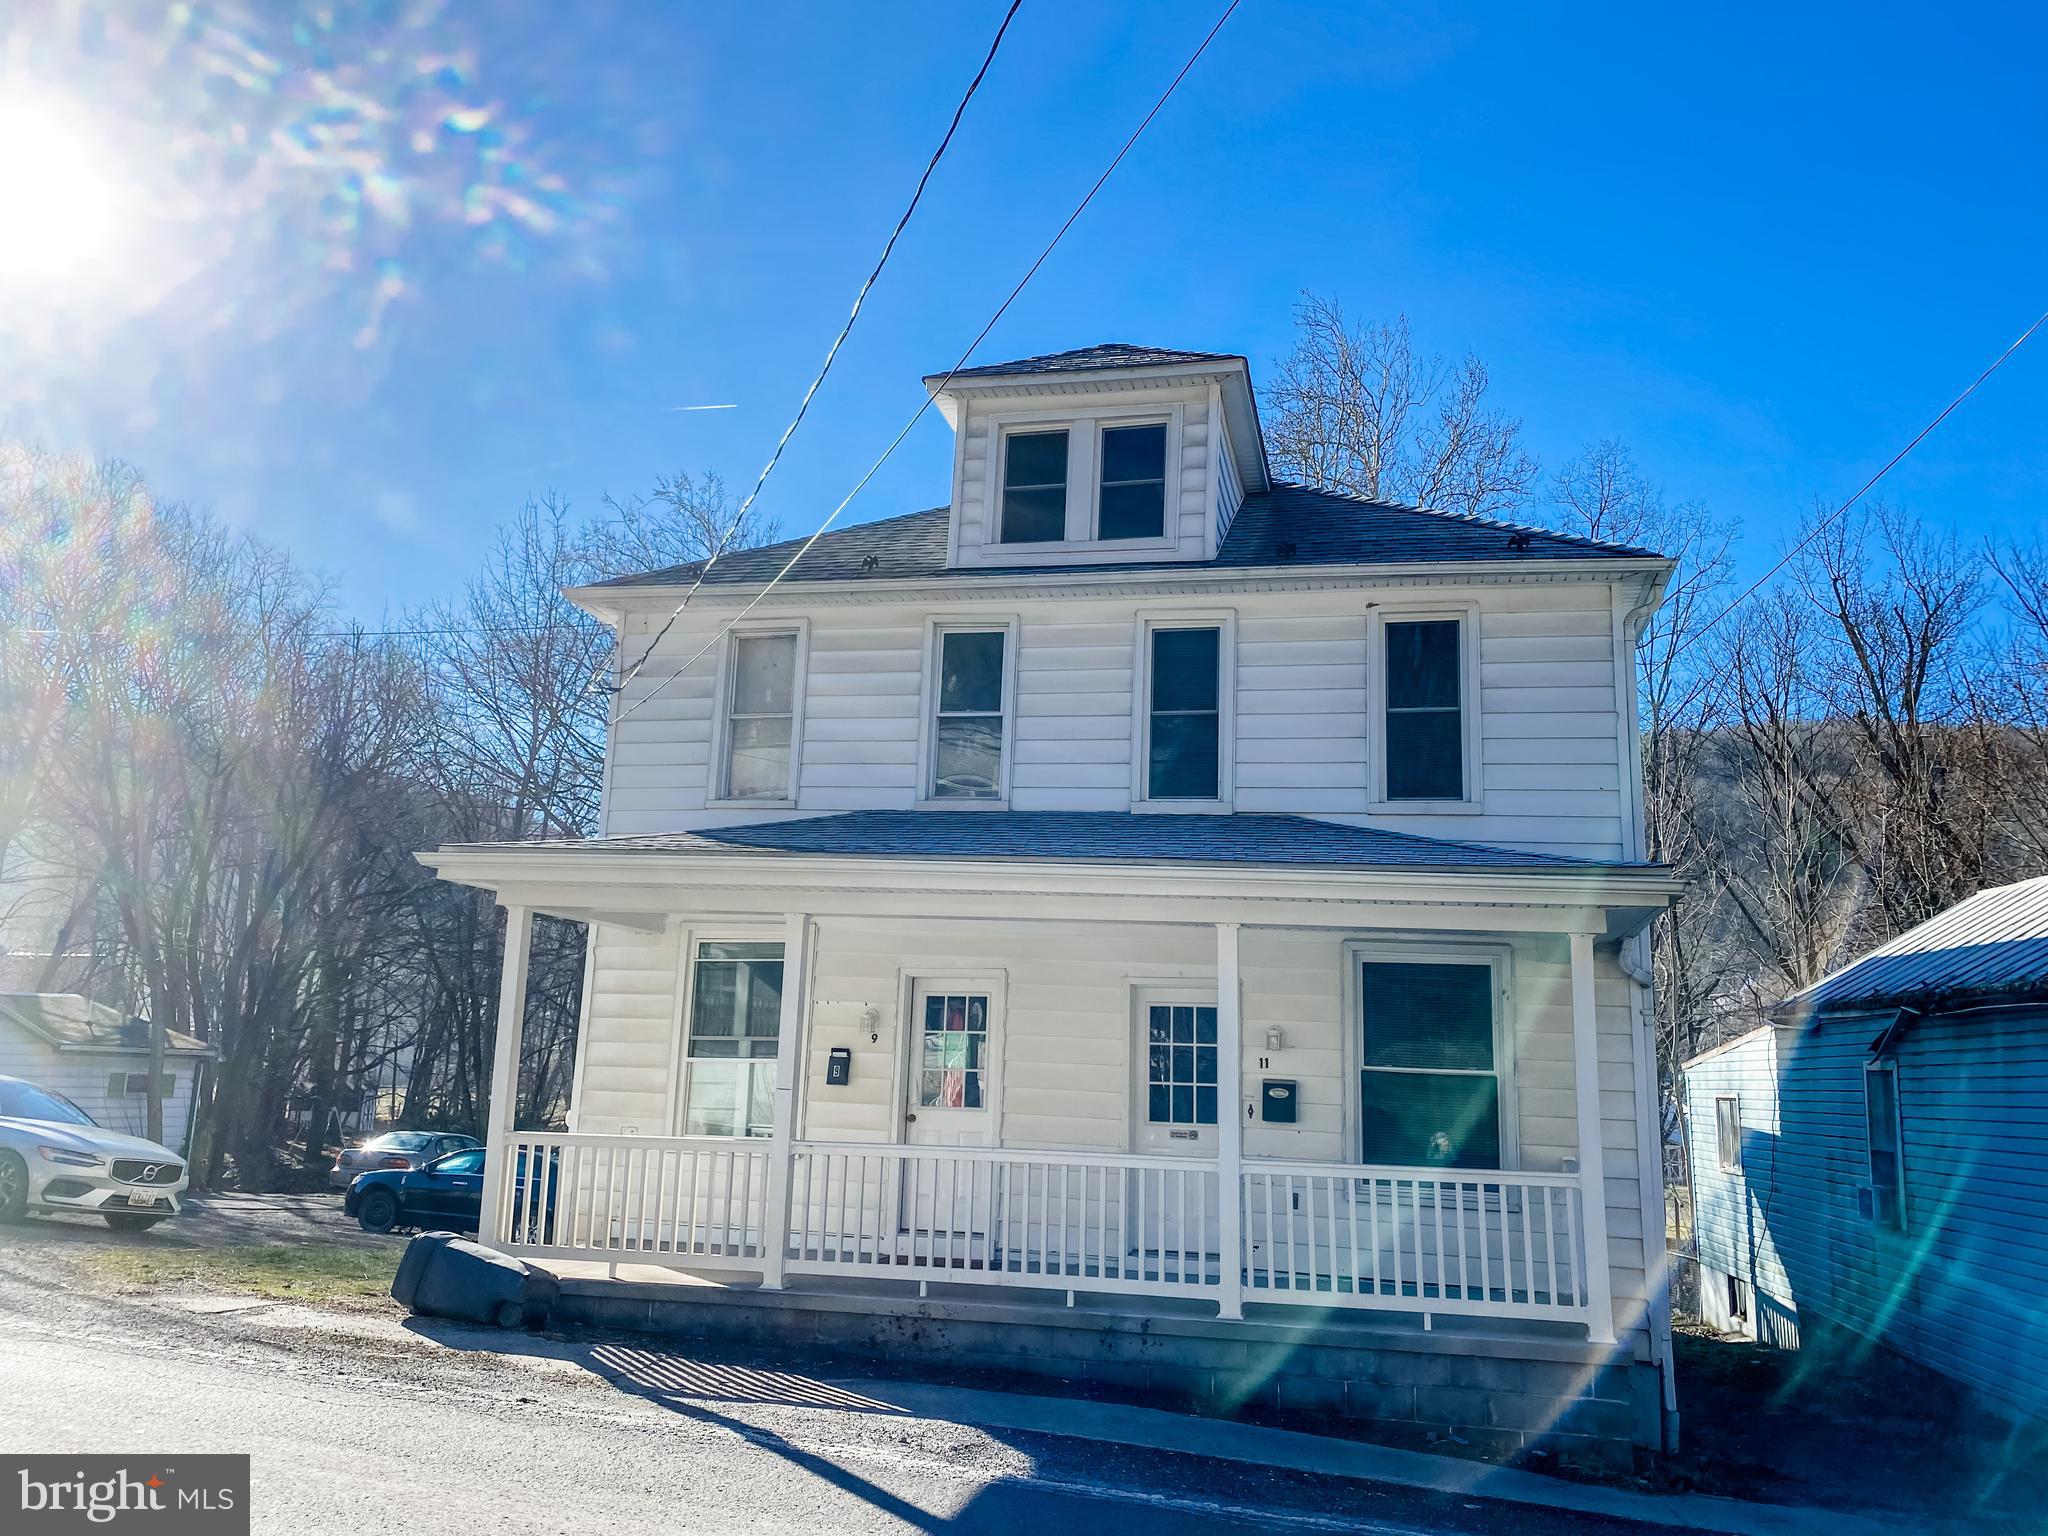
943,344,1242,380
587,483,1659,590
469,811,1650,873
1782,876,2048,1017
0,993,213,1056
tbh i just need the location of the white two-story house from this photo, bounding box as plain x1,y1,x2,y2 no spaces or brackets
423,343,1684,1466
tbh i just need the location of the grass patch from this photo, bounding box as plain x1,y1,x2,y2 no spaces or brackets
84,1243,401,1308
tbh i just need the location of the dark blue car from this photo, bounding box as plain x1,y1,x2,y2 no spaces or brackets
344,1147,555,1240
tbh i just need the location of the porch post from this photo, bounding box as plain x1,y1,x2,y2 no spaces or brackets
760,912,812,1289
477,904,532,1251
1215,921,1244,1321
1570,930,1618,1345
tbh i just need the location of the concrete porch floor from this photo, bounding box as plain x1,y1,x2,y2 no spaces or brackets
531,1257,1660,1469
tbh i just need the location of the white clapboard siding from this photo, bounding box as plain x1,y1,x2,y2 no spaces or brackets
571,924,681,1135
601,583,1626,857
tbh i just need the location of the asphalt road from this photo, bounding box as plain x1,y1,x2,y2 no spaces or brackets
0,1244,1689,1536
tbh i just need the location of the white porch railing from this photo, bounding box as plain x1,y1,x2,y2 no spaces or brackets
1240,1160,1589,1323
498,1132,770,1268
785,1142,1221,1296
488,1133,1594,1330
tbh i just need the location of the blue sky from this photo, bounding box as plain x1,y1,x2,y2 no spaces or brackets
5,1,2044,618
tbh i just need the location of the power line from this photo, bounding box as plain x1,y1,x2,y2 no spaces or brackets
1679,307,2048,654
607,0,1026,701
612,0,1245,727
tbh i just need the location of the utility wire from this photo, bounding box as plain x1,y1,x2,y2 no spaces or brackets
607,0,1026,700
1678,307,2048,655
611,0,1245,727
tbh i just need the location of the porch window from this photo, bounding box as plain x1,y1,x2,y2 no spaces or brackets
1098,422,1167,540
721,632,799,800
1359,960,1500,1169
931,629,1007,799
917,993,988,1109
1383,618,1464,801
1146,625,1221,800
1146,1004,1218,1126
1000,429,1068,544
682,940,784,1137
1864,1062,1905,1230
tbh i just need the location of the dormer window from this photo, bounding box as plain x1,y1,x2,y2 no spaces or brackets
999,429,1068,544
1098,422,1167,540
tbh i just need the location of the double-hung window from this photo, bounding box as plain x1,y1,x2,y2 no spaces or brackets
720,630,800,801
1358,958,1502,1169
1864,1062,1905,1230
1144,623,1224,802
1000,429,1069,544
681,941,784,1137
1381,617,1467,803
929,627,1008,800
1098,422,1167,540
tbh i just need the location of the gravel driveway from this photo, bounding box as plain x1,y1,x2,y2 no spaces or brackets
0,1189,398,1257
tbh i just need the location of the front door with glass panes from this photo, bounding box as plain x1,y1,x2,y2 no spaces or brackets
1130,990,1220,1285
899,981,998,1259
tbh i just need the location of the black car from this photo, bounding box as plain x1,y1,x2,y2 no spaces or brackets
344,1147,556,1239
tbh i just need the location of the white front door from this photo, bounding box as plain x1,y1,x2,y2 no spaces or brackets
899,982,1000,1256
1132,990,1220,1156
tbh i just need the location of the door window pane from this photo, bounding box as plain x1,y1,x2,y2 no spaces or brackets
1000,430,1068,543
1359,959,1500,1169
917,993,988,1109
1145,1004,1219,1125
1098,423,1166,540
1384,619,1463,800
684,942,783,1137
932,630,1005,799
724,632,797,798
1147,627,1221,800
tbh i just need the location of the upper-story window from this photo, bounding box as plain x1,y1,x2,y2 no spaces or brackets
929,626,1010,800
999,430,1068,544
1374,611,1475,808
716,628,805,803
1097,422,1167,540
1138,616,1232,805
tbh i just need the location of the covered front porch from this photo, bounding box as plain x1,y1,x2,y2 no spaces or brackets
423,813,1678,1349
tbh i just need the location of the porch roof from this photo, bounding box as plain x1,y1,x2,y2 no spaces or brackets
438,811,1657,875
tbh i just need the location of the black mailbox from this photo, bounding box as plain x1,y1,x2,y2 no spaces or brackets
826,1046,852,1086
1261,1079,1297,1124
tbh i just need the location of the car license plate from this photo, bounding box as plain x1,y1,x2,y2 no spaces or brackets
126,1193,157,1208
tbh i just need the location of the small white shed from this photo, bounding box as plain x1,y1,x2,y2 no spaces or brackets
0,993,215,1156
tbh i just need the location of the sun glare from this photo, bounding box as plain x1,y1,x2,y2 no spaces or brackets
0,92,125,290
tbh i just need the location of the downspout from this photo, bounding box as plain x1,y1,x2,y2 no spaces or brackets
1614,580,1681,1450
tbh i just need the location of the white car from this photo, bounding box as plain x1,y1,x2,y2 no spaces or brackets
0,1074,189,1231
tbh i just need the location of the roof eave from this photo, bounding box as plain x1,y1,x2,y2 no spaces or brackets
569,552,1679,611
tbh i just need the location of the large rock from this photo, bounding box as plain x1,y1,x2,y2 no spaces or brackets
392,1231,558,1329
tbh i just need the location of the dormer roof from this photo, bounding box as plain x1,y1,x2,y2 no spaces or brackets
939,343,1244,380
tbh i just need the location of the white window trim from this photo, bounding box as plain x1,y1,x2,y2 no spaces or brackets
1864,1059,1907,1231
1715,1094,1742,1173
1340,939,1518,1171
1126,984,1222,1153
894,968,1008,1144
1366,603,1483,814
985,403,1185,559
668,926,789,1139
913,615,1020,809
1131,608,1236,813
705,620,810,810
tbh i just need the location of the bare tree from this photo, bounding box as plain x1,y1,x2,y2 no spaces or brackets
1262,294,1538,519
